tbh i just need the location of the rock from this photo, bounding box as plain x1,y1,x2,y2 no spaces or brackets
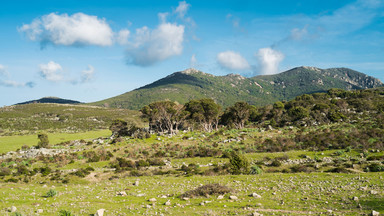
165,200,171,206
267,125,274,131
10,206,17,212
352,196,359,201
137,193,145,197
371,210,380,216
134,180,139,186
160,195,168,198
200,202,205,206
182,197,189,201
370,190,378,195
251,212,263,216
229,195,238,200
117,191,127,196
251,193,261,198
149,198,157,202
327,210,333,214
36,209,43,213
95,209,105,216
217,195,224,200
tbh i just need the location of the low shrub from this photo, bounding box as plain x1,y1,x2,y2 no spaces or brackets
179,183,233,198
45,189,57,198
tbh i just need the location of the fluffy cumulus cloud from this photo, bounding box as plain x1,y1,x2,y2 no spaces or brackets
19,13,114,47
39,61,64,81
125,22,185,66
256,48,284,75
81,65,95,83
217,51,250,71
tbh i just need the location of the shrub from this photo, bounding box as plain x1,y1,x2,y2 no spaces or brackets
12,213,22,216
58,210,74,216
250,165,262,175
6,178,19,183
45,189,57,197
37,133,49,148
0,167,11,176
228,151,249,175
179,183,233,198
270,160,282,167
366,163,384,172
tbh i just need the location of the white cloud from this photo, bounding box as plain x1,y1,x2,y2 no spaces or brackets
290,26,308,41
256,48,284,75
19,13,114,47
116,29,130,45
217,51,250,71
39,61,64,81
190,54,197,68
0,64,9,77
125,22,185,66
81,65,95,83
158,12,169,23
175,1,190,18
0,80,35,88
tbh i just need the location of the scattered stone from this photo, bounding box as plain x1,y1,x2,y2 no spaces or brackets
134,180,140,186
251,212,263,216
95,209,105,216
217,195,224,200
371,210,380,216
149,198,157,202
10,206,17,212
182,197,189,201
352,196,359,201
36,209,43,214
370,190,378,195
160,195,168,198
165,200,171,206
200,202,205,206
229,195,238,200
251,193,261,198
327,210,333,214
117,191,127,196
137,193,145,197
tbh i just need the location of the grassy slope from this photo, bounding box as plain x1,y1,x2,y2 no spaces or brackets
0,103,143,135
89,67,383,110
0,130,111,153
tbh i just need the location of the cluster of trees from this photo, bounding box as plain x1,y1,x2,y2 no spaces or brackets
140,99,258,134
112,88,384,135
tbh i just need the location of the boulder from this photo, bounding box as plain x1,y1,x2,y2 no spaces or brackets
229,195,238,200
371,210,380,216
95,209,105,216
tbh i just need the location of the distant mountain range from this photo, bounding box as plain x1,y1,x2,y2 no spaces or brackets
88,66,383,110
16,97,81,105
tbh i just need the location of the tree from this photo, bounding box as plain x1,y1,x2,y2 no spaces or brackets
288,106,309,121
109,119,138,137
141,101,187,134
221,101,252,129
229,151,249,175
37,133,49,148
185,98,221,132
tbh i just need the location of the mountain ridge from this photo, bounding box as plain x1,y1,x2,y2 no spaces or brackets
88,66,382,110
16,97,82,105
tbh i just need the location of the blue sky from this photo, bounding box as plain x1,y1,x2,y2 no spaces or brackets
0,0,383,106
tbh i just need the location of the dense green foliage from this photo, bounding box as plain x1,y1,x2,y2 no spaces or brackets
89,67,383,110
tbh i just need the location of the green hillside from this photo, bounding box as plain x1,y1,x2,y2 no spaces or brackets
0,103,142,135
16,97,81,105
89,67,383,110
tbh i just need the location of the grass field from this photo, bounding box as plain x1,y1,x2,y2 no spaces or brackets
0,173,382,215
0,130,111,153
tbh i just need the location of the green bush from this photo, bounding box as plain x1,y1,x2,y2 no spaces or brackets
45,189,57,198
229,151,249,175
58,210,74,216
250,165,262,175
37,133,49,148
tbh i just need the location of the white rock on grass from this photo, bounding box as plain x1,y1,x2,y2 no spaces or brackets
36,209,43,214
251,212,263,216
149,198,157,202
117,191,127,196
95,209,105,216
229,195,238,200
10,206,17,212
165,200,171,206
217,195,224,200
371,210,380,216
251,193,262,198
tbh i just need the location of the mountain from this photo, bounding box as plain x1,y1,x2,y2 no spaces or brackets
89,67,383,110
16,97,81,105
